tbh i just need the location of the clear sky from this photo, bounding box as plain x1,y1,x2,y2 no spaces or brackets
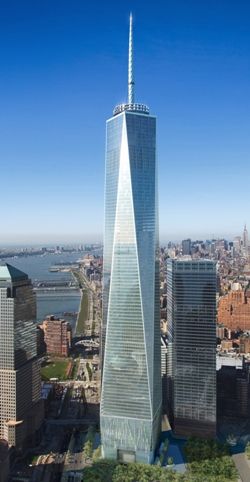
0,0,249,244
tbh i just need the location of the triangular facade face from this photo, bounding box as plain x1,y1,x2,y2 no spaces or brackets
101,110,161,463
0,264,27,282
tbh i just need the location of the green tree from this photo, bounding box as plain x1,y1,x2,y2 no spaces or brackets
245,441,250,459
83,439,93,459
184,437,237,481
93,445,102,461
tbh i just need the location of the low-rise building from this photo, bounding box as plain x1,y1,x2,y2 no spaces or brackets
239,333,250,354
221,339,233,351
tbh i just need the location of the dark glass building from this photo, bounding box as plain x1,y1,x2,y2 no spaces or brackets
167,259,217,438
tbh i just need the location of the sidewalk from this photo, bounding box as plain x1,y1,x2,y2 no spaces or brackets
232,453,250,482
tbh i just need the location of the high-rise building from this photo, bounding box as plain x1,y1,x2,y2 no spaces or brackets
167,259,217,438
233,236,241,253
40,315,72,357
243,224,248,249
0,264,43,449
217,362,250,419
100,15,162,464
161,336,168,413
0,439,9,482
181,238,191,256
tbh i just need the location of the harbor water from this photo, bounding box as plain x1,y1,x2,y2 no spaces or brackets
3,252,82,329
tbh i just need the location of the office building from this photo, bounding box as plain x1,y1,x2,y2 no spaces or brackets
0,264,43,449
100,15,162,463
161,336,168,413
217,361,250,418
243,224,248,249
181,238,191,256
40,315,72,357
0,439,9,482
233,236,241,253
167,259,217,438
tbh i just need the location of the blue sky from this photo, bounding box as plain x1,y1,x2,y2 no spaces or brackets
0,0,249,244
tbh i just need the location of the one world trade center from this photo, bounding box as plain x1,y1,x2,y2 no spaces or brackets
100,14,162,463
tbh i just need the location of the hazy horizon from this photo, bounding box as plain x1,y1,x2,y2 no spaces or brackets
0,229,245,248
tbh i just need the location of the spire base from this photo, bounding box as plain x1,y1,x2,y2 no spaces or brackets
113,102,149,116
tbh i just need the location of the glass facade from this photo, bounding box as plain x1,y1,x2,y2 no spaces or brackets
0,277,36,370
0,265,41,447
101,109,162,463
167,259,217,438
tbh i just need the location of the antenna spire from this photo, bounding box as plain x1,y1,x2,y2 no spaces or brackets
128,13,135,104
113,14,149,116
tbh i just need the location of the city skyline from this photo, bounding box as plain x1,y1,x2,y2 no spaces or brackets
0,226,249,247
1,4,250,477
0,1,250,243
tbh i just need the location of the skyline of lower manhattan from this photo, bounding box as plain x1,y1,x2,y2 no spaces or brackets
0,4,250,482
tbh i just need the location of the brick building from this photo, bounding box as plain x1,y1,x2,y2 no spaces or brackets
40,316,72,357
217,290,250,331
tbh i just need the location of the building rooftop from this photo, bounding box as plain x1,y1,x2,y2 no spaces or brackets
113,102,149,116
0,263,28,282
5,420,23,426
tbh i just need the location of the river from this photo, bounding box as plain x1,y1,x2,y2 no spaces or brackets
2,252,82,329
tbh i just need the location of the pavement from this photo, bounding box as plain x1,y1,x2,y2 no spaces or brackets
232,453,250,482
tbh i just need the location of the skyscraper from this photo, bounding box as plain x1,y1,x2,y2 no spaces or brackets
167,259,216,438
181,239,191,256
0,264,43,448
243,224,248,249
233,236,241,253
100,15,162,463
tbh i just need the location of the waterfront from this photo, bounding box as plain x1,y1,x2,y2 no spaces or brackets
2,252,82,327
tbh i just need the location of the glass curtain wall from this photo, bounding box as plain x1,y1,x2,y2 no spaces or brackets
101,110,161,463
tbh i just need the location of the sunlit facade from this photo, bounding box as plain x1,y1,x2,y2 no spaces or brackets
100,14,162,463
100,102,162,463
0,264,43,448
